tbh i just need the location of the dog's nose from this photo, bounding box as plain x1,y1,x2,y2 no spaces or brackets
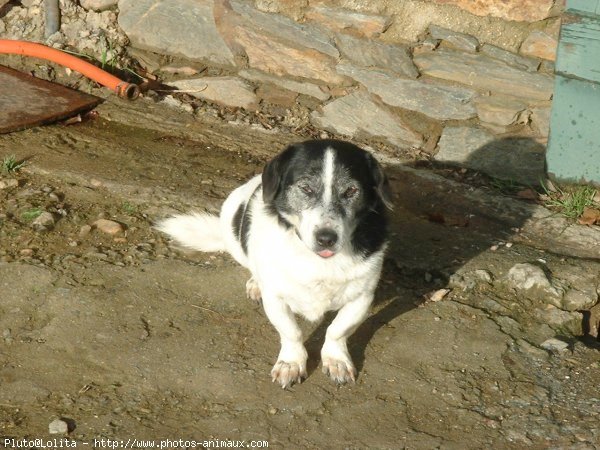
315,228,338,248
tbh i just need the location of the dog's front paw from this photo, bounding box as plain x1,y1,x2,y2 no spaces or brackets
322,356,357,385
271,361,307,389
245,277,262,303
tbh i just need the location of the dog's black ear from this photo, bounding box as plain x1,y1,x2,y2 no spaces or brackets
262,144,299,203
262,152,284,204
368,154,394,210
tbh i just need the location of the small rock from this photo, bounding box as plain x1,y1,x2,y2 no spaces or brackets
48,192,61,202
79,0,117,11
304,6,391,38
506,263,563,302
173,77,259,110
448,269,493,291
540,338,569,352
2,328,12,344
256,84,297,107
474,95,528,127
49,418,69,434
160,95,194,113
562,287,599,312
429,25,479,52
79,224,92,237
31,212,55,231
427,288,451,302
480,44,540,72
0,178,19,190
240,69,330,101
520,30,557,61
530,101,552,137
535,307,583,335
268,407,278,415
93,219,124,235
517,339,549,360
19,248,34,256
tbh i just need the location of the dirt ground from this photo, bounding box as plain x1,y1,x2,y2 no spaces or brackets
1,95,600,449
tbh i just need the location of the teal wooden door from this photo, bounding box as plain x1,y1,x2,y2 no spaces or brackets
547,0,600,184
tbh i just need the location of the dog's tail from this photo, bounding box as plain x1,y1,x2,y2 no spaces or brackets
155,212,226,252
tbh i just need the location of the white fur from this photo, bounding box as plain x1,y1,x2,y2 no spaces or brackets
157,174,385,388
322,147,335,206
155,212,224,253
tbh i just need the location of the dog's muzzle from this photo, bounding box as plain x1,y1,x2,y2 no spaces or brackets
315,228,338,258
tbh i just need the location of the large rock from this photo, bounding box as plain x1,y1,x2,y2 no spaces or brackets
335,33,419,79
172,77,258,109
305,6,391,38
215,0,344,84
229,0,338,58
310,90,423,149
435,127,546,185
414,48,554,100
118,0,235,67
431,0,556,22
337,63,476,121
239,69,330,101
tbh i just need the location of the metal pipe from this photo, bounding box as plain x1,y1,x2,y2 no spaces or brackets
44,0,61,38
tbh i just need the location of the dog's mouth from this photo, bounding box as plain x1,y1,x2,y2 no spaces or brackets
317,249,335,258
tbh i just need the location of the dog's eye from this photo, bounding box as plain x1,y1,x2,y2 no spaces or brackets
299,184,314,196
343,186,358,199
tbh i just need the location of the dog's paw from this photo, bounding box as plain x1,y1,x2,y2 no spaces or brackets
245,277,262,303
322,357,357,385
271,360,307,389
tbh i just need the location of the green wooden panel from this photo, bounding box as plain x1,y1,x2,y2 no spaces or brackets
556,6,600,84
546,74,600,184
567,0,600,14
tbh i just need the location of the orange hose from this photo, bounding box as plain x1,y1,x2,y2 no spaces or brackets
0,39,140,100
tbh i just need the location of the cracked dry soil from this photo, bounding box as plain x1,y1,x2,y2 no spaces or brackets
1,97,599,449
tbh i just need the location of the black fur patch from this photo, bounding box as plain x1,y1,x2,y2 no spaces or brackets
232,203,245,251
232,184,261,255
351,206,388,257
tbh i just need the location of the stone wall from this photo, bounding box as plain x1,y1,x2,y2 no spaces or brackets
3,0,564,184
117,0,562,184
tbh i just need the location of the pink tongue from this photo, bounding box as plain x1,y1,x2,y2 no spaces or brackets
317,249,335,258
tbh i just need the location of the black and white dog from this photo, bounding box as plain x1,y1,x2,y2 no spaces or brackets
157,139,392,388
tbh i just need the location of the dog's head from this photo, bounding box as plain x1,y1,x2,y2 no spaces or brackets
262,139,392,258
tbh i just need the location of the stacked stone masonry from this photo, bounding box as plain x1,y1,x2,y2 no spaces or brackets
117,0,562,184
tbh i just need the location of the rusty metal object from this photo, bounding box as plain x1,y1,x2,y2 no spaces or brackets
0,64,102,134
